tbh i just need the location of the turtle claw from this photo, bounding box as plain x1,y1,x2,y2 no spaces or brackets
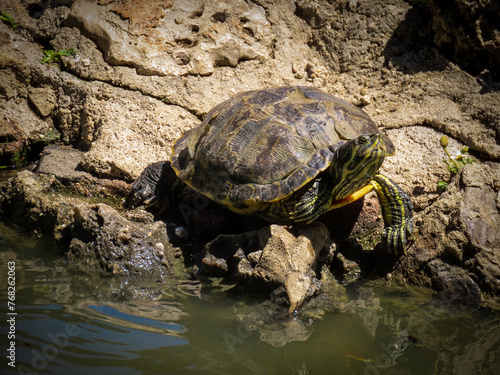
290,177,333,224
290,202,322,224
125,161,184,210
383,220,414,255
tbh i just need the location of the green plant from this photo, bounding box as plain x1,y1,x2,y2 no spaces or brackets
40,48,76,64
437,136,475,192
0,11,18,28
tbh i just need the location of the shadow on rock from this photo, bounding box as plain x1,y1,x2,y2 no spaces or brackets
384,1,500,78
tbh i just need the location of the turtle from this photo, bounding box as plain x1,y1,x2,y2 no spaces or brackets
129,86,414,255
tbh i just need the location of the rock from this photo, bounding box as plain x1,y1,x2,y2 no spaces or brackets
1,5,200,179
36,144,94,183
298,0,411,73
0,98,55,167
76,86,200,180
68,203,176,280
56,79,199,180
28,86,57,117
380,125,495,210
426,0,500,76
36,144,131,197
427,258,482,304
0,153,178,282
66,0,273,77
200,223,330,313
393,162,500,301
294,0,336,29
0,170,78,240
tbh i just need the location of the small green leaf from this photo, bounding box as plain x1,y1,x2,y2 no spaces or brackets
0,11,18,28
437,181,448,192
40,48,76,64
438,136,477,194
58,48,76,56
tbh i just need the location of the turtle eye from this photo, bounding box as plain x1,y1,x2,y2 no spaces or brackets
357,135,370,144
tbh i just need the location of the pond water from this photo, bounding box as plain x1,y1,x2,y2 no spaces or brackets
1,221,499,375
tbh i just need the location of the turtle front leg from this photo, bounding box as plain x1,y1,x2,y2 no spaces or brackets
289,176,335,223
369,174,414,255
125,161,185,211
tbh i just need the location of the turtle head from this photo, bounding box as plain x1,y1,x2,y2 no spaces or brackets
328,133,394,200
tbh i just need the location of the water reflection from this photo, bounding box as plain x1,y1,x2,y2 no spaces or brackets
1,222,499,374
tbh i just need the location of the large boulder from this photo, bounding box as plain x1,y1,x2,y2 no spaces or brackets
393,162,500,302
199,223,331,313
68,203,177,280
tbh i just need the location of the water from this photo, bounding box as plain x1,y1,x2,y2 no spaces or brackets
1,221,499,375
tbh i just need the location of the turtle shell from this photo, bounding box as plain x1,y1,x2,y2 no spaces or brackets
171,86,391,213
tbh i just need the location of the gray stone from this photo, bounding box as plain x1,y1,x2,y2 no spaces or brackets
28,86,57,117
427,258,482,304
68,203,175,280
66,0,272,77
393,163,500,300
200,223,330,313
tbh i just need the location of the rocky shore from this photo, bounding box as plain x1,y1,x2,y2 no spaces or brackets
1,0,499,313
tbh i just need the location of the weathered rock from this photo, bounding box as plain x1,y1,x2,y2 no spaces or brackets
0,97,56,166
297,0,411,73
36,144,130,196
393,162,500,301
200,223,330,313
77,85,199,180
36,144,94,183
380,126,469,210
1,11,200,179
0,169,77,240
0,153,179,282
28,86,57,117
297,0,500,161
68,203,176,280
0,19,67,166
427,258,482,305
0,151,130,241
426,0,500,75
66,0,273,77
